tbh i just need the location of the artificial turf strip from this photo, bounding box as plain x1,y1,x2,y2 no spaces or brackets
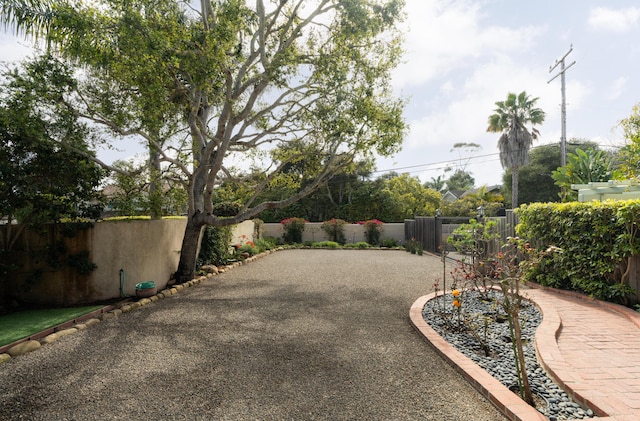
0,306,103,347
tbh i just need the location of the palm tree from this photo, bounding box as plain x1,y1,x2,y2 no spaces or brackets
487,91,545,209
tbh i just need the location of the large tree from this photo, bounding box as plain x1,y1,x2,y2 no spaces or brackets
0,58,105,252
617,103,640,179
2,0,407,282
487,91,545,209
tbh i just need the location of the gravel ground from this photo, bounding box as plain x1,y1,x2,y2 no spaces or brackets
0,249,505,420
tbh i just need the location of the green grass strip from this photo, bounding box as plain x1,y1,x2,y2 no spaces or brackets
0,306,103,347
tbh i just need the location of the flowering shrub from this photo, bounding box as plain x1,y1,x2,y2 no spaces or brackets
281,217,306,244
321,218,347,244
358,219,384,245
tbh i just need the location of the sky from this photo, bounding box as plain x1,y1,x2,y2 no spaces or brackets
1,0,640,187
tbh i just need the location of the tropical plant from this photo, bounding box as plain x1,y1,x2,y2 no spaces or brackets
487,91,546,209
501,140,600,204
552,148,618,201
0,0,407,283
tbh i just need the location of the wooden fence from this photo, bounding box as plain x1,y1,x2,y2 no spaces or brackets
404,211,519,255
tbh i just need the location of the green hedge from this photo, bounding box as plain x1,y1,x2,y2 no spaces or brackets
517,201,640,303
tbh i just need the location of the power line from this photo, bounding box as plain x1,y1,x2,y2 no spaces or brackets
373,152,501,174
372,141,580,178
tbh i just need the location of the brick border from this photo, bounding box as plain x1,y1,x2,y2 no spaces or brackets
410,292,624,421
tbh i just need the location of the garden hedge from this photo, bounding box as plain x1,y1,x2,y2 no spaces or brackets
516,200,640,304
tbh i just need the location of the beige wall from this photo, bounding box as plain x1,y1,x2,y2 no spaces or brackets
262,222,405,244
5,218,257,305
91,219,188,300
231,220,255,245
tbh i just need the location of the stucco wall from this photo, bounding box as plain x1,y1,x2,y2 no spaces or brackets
91,218,188,300
4,218,255,305
230,220,255,245
262,222,405,244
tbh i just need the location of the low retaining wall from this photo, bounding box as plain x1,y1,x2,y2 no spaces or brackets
262,222,404,244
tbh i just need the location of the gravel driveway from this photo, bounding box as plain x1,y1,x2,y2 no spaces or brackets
0,249,504,420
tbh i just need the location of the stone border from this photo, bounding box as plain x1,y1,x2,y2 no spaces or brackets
410,293,547,421
0,248,280,365
411,291,623,421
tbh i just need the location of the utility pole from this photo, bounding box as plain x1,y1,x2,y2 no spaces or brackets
548,45,576,166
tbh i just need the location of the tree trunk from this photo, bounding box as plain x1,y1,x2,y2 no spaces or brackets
512,305,534,405
148,143,162,220
175,215,205,283
511,167,519,209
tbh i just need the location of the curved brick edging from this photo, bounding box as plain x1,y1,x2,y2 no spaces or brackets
410,293,547,421
525,282,640,329
412,291,623,421
0,248,281,365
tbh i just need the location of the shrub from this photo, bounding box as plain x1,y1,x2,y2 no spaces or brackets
197,225,233,267
321,219,347,244
382,238,398,248
517,201,640,304
238,243,258,256
358,219,384,245
253,218,264,240
345,242,370,249
312,241,340,248
255,237,275,252
406,238,417,254
281,217,306,244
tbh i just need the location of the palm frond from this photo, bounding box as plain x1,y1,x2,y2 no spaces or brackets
0,0,56,40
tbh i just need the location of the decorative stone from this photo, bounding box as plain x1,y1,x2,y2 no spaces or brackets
138,298,151,306
121,305,133,313
8,340,41,357
201,265,219,274
102,312,117,321
0,353,11,364
84,318,101,327
41,328,77,344
74,323,87,330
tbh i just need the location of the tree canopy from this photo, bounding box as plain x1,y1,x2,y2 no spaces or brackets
1,0,407,281
501,140,600,205
0,57,105,251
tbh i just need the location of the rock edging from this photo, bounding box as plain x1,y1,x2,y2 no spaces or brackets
0,248,281,365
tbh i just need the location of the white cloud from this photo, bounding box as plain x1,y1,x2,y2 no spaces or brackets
588,7,640,32
605,76,628,100
392,0,544,91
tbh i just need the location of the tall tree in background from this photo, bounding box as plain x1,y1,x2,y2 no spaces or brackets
487,91,545,209
618,103,640,179
502,140,600,205
1,0,407,282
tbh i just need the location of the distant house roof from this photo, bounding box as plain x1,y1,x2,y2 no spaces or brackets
442,185,502,202
461,185,502,197
442,190,465,202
